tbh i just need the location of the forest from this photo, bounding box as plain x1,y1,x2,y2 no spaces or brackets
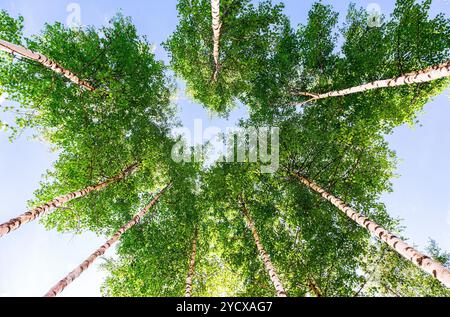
0,0,449,297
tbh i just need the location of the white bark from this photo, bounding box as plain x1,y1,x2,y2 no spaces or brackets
295,173,450,289
44,183,172,297
0,39,95,91
211,0,222,81
297,61,450,105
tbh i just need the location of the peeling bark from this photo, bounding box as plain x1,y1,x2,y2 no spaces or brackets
211,0,222,81
0,39,96,91
294,173,450,289
297,61,450,105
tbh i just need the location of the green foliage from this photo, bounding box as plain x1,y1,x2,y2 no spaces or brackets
1,0,449,297
0,10,23,43
0,12,182,234
164,0,290,113
358,240,450,297
289,0,450,132
299,2,339,81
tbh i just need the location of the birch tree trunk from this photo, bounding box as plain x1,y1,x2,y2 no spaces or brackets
0,39,96,91
297,61,450,105
185,227,198,297
293,173,450,289
211,0,222,82
44,182,172,297
239,196,287,297
0,163,138,238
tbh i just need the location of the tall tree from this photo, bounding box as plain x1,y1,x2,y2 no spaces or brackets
0,39,95,91
102,160,203,297
44,183,172,297
239,196,287,297
1,12,177,236
2,1,450,298
246,84,450,296
211,0,222,81
0,163,138,237
296,61,450,105
356,240,450,296
164,0,289,113
185,227,198,297
293,173,450,288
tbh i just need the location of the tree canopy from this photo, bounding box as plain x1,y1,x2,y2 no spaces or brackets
0,0,449,297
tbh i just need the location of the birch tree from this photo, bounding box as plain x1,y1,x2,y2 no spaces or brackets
0,163,138,238
185,227,198,297
211,0,222,81
164,0,289,113
293,174,450,288
296,61,450,106
45,183,172,297
0,39,95,91
239,196,287,297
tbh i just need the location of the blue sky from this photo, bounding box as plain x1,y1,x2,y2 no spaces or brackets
0,0,449,297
